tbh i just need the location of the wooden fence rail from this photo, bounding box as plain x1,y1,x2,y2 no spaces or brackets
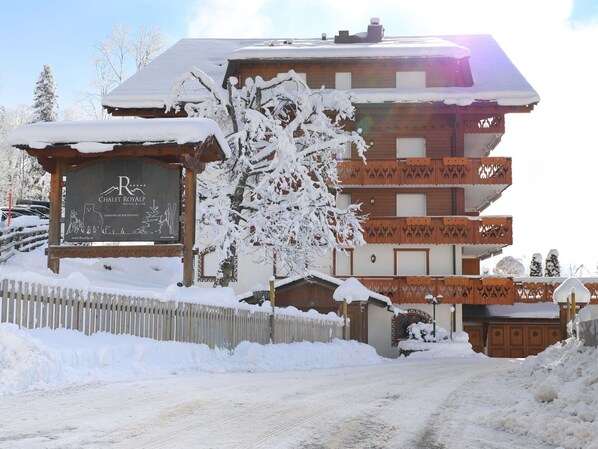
0,278,345,348
0,222,49,263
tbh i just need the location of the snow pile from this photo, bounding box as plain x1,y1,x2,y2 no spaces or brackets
398,327,481,358
333,277,371,304
0,323,385,396
483,339,598,449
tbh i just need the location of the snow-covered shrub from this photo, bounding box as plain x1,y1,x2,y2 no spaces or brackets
529,253,542,277
407,322,448,342
545,249,561,277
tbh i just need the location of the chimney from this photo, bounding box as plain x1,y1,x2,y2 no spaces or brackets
366,17,384,43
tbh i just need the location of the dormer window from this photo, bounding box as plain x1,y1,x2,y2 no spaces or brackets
396,71,426,88
335,72,352,90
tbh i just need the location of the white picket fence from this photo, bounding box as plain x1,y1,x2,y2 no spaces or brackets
0,222,49,263
0,278,345,348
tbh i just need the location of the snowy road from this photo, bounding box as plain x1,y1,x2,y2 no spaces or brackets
0,357,556,449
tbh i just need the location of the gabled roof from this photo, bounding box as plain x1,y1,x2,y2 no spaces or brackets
102,34,539,111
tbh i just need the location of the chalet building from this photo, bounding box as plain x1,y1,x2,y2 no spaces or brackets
102,19,598,357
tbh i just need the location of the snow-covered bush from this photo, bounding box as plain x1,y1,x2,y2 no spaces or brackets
544,249,561,277
493,255,525,276
529,253,542,277
407,322,448,342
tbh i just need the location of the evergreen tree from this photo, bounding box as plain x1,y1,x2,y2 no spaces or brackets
545,249,561,277
529,253,543,277
33,65,59,122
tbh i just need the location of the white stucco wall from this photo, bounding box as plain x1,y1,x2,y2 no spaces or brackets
352,244,462,276
368,304,400,358
368,303,464,359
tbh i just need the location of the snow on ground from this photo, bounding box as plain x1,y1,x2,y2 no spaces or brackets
1,248,597,448
0,323,384,396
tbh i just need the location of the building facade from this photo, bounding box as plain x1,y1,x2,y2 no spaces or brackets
103,20,585,357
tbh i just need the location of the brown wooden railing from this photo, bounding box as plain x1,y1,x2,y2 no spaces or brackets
363,216,512,245
338,157,512,186
348,276,598,305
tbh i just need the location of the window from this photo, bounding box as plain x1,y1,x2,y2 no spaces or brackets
335,72,352,90
396,71,426,88
396,137,426,158
197,247,237,283
336,193,352,209
396,193,426,217
394,249,429,276
334,249,353,276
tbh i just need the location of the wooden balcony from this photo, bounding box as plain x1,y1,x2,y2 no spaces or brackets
338,157,511,186
363,216,512,245
359,276,516,305
351,276,598,305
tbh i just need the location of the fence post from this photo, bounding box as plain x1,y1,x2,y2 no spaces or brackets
269,277,275,343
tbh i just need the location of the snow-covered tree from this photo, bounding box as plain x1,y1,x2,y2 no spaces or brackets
33,65,59,122
79,25,165,119
493,255,525,277
545,249,561,277
0,105,48,201
529,253,543,277
167,69,367,286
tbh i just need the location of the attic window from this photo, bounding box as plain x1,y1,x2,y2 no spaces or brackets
335,72,351,89
396,71,426,88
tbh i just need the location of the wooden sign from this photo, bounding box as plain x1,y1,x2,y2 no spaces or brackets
64,159,180,242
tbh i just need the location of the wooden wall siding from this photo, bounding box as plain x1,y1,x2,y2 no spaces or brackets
462,258,481,275
361,216,512,246
237,58,469,90
338,158,512,186
355,114,455,160
488,323,561,358
346,188,456,216
275,282,367,342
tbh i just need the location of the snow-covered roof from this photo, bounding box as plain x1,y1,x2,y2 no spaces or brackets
102,34,539,110
237,270,393,308
485,302,560,319
7,117,230,158
228,37,471,60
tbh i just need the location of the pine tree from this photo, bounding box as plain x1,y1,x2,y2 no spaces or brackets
33,65,59,122
544,249,561,277
529,253,543,276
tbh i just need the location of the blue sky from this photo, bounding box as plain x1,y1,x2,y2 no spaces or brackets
1,0,597,271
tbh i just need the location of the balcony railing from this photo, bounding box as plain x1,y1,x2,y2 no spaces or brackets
350,276,598,305
363,216,512,245
338,157,512,186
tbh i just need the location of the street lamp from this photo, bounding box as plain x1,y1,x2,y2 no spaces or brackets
425,293,443,338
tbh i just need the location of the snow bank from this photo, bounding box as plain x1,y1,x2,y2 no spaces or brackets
0,323,385,396
482,339,598,449
398,330,481,359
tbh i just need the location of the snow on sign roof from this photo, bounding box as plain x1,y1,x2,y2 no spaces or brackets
227,37,471,60
7,117,230,158
102,34,539,110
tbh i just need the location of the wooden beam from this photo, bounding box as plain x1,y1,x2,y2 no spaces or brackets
47,244,184,259
182,168,197,287
47,163,63,273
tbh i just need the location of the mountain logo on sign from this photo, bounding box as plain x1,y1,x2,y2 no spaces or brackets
100,176,146,196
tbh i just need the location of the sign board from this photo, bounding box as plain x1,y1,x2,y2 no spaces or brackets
65,159,180,242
